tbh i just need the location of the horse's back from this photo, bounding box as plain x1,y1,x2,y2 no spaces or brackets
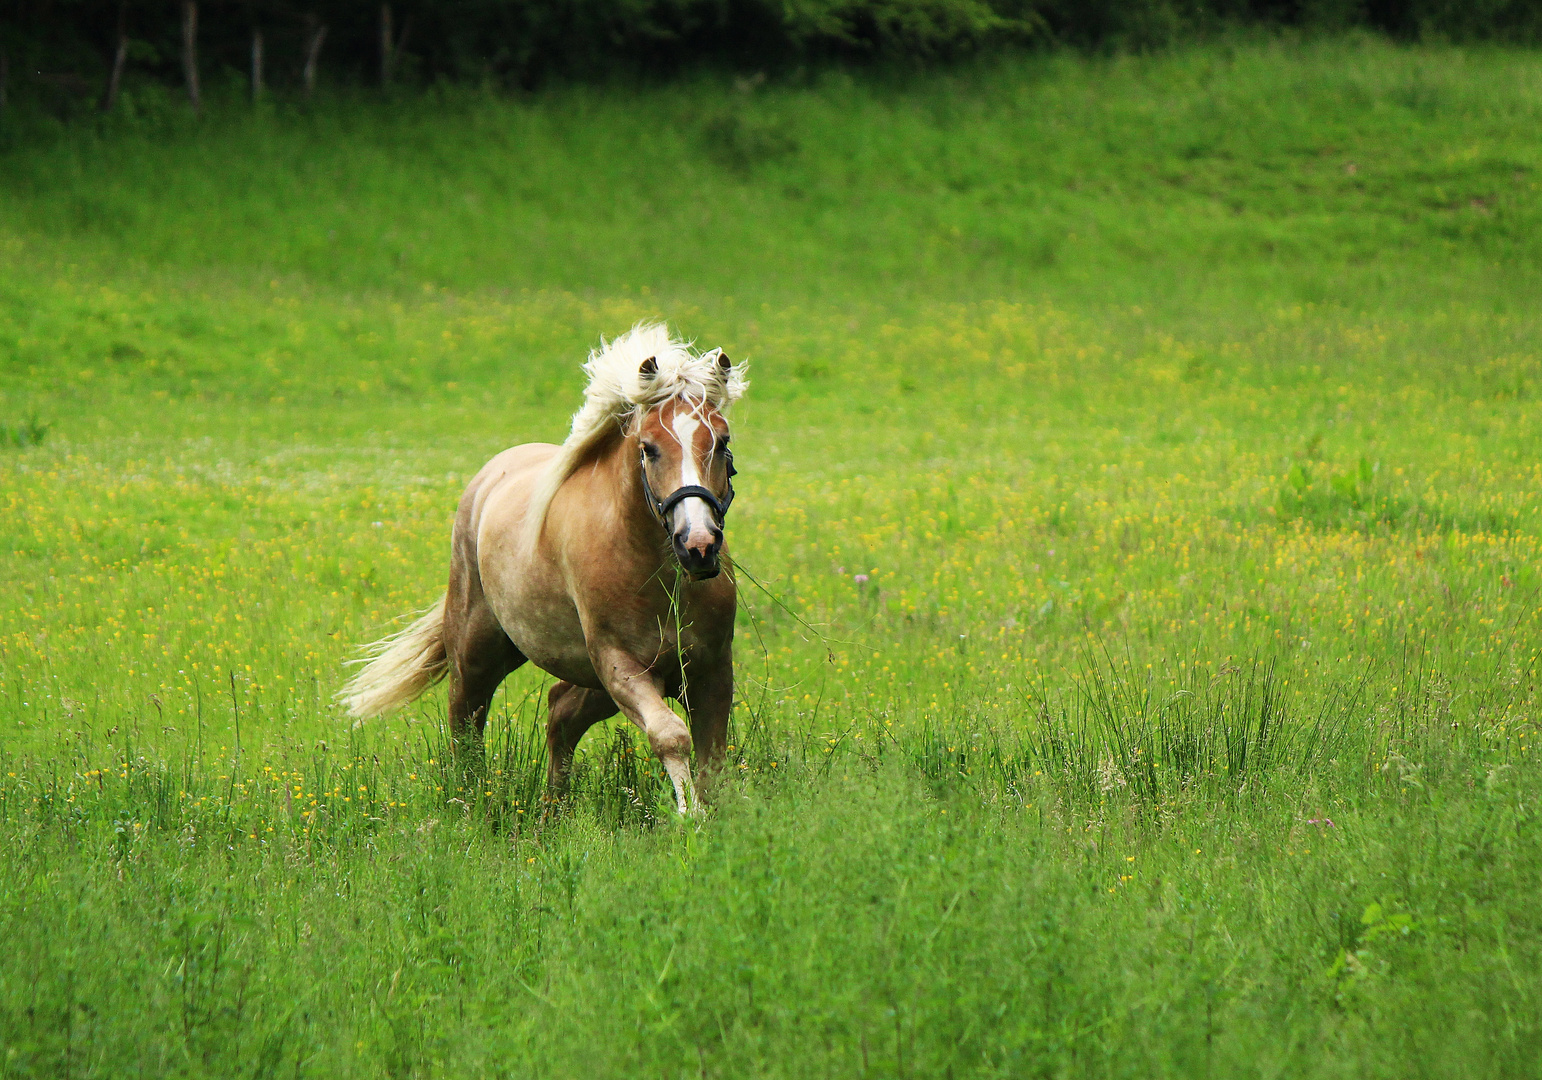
454,442,599,686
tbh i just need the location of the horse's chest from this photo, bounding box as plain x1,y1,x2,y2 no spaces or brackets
593,598,709,658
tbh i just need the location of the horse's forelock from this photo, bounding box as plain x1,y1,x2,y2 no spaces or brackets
635,394,725,440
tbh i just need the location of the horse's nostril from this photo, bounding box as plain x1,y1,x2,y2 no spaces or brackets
672,521,722,567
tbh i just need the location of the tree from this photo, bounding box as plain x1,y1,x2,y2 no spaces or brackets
181,0,200,113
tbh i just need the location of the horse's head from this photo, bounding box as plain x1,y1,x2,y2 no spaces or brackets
635,354,736,579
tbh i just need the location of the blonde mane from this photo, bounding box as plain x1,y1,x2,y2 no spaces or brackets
523,323,748,543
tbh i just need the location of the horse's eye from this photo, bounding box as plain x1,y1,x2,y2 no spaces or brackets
641,443,660,461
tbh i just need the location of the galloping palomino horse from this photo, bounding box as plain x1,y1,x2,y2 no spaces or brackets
340,324,746,815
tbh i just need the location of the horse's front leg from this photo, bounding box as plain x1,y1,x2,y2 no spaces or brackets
592,647,698,816
684,653,733,798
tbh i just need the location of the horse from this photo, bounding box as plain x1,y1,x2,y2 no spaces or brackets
340,324,746,815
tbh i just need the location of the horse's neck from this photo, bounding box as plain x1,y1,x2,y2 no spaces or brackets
588,430,664,557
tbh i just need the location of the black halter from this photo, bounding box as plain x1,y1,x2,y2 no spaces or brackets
640,447,736,528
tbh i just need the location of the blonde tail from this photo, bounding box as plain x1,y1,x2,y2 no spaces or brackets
339,597,449,720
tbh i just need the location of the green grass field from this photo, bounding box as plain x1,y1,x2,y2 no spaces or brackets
3,36,1542,1078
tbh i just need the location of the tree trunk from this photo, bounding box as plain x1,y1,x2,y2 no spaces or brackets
250,29,264,102
380,5,393,87
303,17,328,98
101,2,128,113
379,6,411,88
181,1,201,113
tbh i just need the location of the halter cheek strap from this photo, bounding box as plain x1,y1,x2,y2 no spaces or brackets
640,449,736,528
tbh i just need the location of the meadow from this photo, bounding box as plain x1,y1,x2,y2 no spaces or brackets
2,36,1542,1078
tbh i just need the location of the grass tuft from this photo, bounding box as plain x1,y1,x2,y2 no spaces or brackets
0,415,49,449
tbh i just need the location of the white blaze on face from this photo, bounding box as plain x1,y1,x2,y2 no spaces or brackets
668,410,717,545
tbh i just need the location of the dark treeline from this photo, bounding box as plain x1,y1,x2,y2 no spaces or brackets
2,0,1539,113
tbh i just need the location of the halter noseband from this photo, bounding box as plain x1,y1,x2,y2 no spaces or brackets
640,447,736,528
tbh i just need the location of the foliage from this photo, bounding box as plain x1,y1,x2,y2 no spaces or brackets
0,414,48,448
3,0,1542,105
1275,454,1407,528
2,39,1542,1077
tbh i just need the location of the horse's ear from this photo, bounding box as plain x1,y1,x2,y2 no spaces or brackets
705,348,731,376
639,356,657,379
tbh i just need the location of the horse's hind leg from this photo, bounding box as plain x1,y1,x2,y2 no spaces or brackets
445,627,523,759
446,634,522,757
443,553,524,757
545,683,618,799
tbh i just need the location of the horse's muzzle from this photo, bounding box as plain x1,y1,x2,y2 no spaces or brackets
674,526,723,580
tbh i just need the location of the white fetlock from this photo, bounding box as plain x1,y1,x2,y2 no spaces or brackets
664,757,700,817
